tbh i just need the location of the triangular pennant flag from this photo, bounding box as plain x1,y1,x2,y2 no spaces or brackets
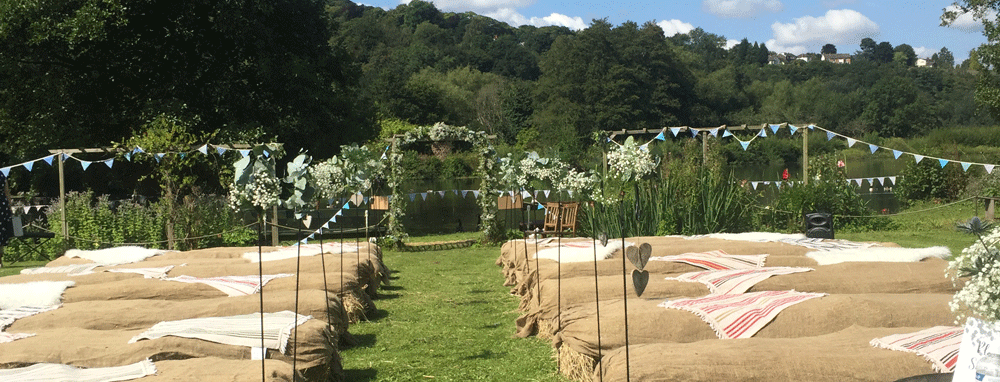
914,154,924,163
381,153,388,160
461,190,469,198
62,154,69,161
689,128,699,137
300,238,309,244
198,145,208,155
437,191,445,198
343,202,350,210
962,162,973,172
537,204,544,210
639,143,649,151
308,233,315,239
866,178,874,185
892,150,903,159
888,176,897,185
986,165,996,174
22,161,33,172
533,190,539,198
154,154,162,163
543,190,551,198
409,193,416,202
787,181,795,188
722,129,733,138
263,150,271,158
104,158,114,168
826,131,835,141
335,209,344,216
521,190,531,199
239,150,250,157
331,215,338,223
567,190,574,198
769,124,780,134
317,227,324,235
709,128,720,137
81,161,92,170
758,129,767,137
23,206,30,214
655,131,665,141
133,147,145,154
762,181,771,187
42,155,54,166
846,138,857,147
853,178,862,187
670,127,682,137
868,144,878,154
875,177,884,186
322,222,330,229
508,190,515,197
125,152,132,161
0,167,10,177
751,182,758,190
789,125,798,135
420,192,428,201
216,147,227,155
472,190,480,198
740,141,750,151
938,158,949,168
808,124,816,130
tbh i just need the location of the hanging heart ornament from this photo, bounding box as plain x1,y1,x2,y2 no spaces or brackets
625,245,641,269
632,269,649,297
598,232,608,247
637,242,652,270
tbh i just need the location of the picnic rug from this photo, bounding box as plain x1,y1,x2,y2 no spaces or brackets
870,326,963,373
0,359,156,382
659,290,826,339
665,267,813,295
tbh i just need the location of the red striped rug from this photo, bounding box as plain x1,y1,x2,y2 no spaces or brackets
658,290,825,339
870,326,962,372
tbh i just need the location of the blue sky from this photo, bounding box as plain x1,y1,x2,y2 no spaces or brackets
363,0,991,63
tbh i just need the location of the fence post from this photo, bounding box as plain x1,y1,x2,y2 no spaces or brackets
271,205,279,246
802,126,809,185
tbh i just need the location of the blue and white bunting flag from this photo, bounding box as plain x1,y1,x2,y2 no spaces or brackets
437,191,445,198
846,138,857,147
722,129,733,138
740,141,750,151
216,147,227,155
789,125,799,135
198,145,208,155
81,161,91,170
808,124,816,130
750,181,758,190
670,127,682,137
0,167,10,177
962,162,973,172
938,159,949,168
914,154,924,163
22,161,33,172
343,202,350,210
689,128,699,137
826,131,835,141
473,190,480,198
133,147,145,154
239,150,250,158
758,129,767,137
543,190,550,198
42,155,54,166
104,159,114,168
125,153,131,161
709,128,720,137
461,190,469,198
420,192,428,201
868,144,878,154
769,124,780,134
987,165,996,174
655,131,666,141
409,193,416,202
893,150,903,159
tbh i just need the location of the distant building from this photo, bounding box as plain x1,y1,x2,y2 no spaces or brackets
768,54,786,65
915,58,934,67
822,53,852,64
796,54,811,62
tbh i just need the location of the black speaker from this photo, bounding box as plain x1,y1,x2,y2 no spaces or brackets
805,212,834,239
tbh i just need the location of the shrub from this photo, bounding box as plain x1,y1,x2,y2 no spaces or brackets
896,160,970,203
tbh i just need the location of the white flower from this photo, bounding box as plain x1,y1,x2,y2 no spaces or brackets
949,226,1000,322
607,136,656,182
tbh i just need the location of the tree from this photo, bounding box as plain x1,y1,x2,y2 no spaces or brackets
858,38,877,60
860,76,938,137
822,44,837,54
874,41,895,64
894,44,917,66
943,1,1000,119
0,0,372,159
933,47,956,68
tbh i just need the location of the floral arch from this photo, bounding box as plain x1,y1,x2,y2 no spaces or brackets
387,123,500,244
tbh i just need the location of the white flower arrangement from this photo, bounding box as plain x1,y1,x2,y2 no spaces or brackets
311,145,385,198
228,166,280,211
607,136,656,182
949,226,1000,322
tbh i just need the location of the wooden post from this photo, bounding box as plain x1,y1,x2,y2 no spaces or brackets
57,151,68,239
701,130,708,166
802,126,809,186
271,205,279,246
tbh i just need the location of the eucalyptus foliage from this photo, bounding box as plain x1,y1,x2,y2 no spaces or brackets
228,145,281,212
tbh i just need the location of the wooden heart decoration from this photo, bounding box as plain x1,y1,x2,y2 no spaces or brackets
625,246,641,269
636,242,652,270
598,232,608,247
631,269,649,297
349,192,364,206
302,214,313,228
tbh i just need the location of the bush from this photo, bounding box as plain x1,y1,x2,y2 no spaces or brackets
896,160,970,203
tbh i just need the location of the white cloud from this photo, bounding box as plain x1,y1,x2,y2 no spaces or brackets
766,9,878,54
913,46,932,58
657,19,695,36
703,0,783,18
725,39,739,49
943,4,994,33
486,8,588,30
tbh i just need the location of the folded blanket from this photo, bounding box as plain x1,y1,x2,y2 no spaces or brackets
20,263,104,276
106,266,174,279
807,246,950,265
129,311,311,353
666,267,813,295
161,274,293,297
0,281,75,309
1,305,59,330
0,332,35,344
871,326,962,372
650,250,766,270
658,290,826,339
64,246,167,264
0,359,157,382
243,242,361,263
533,240,630,263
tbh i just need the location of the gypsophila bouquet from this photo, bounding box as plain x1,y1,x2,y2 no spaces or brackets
949,224,1000,322
312,145,385,198
228,166,280,211
607,136,655,182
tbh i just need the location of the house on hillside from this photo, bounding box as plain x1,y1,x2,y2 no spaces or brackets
915,58,934,67
822,53,852,64
768,54,786,65
796,54,811,62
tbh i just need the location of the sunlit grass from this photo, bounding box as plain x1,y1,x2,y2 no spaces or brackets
0,260,46,277
838,198,981,256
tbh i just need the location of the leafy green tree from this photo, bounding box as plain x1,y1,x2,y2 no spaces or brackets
874,41,895,64
858,37,877,60
943,1,1000,120
933,47,956,68
894,43,917,66
822,44,837,54
0,0,373,159
669,27,729,72
860,76,938,137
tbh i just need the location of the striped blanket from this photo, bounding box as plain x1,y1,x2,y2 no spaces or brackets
658,290,826,339
0,359,156,381
1,306,59,330
20,263,104,276
162,274,293,297
650,250,766,270
870,326,962,372
106,266,174,279
666,267,813,295
0,332,35,344
129,311,311,353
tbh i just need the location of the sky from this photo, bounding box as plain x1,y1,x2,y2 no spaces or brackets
362,0,992,63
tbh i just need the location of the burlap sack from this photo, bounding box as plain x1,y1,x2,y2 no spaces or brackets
595,326,941,382
0,320,339,381
8,290,352,346
148,358,300,382
750,258,957,294
159,256,383,297
0,271,141,286
553,293,955,358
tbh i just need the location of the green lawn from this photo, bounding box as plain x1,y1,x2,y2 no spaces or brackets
0,260,46,277
839,198,982,256
340,245,569,382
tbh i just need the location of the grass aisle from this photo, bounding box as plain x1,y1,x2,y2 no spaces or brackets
341,244,569,382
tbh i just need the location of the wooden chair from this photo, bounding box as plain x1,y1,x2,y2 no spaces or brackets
534,202,579,237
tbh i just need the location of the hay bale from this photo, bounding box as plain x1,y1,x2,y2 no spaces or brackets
147,358,299,382
596,326,939,382
552,294,955,359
